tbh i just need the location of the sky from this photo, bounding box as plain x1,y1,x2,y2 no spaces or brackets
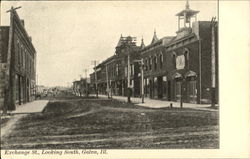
1,0,217,87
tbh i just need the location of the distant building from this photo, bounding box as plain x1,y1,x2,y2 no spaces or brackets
0,7,36,110
72,78,90,96
90,36,141,97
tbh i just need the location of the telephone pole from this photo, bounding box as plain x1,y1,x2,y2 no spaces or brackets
91,60,98,98
84,69,88,97
3,6,22,114
127,46,131,103
105,65,110,98
134,59,144,103
211,17,217,108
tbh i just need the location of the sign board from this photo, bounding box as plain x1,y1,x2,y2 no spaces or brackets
176,55,185,69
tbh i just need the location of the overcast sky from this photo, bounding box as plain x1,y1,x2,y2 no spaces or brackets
1,1,217,87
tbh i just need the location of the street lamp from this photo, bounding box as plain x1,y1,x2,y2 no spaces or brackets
134,59,144,103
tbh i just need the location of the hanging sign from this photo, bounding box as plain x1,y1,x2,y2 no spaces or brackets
176,55,185,69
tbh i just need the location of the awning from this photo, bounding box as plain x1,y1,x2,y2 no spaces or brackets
172,72,182,79
185,70,197,77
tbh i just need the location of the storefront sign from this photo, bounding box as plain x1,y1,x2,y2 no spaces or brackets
176,55,185,69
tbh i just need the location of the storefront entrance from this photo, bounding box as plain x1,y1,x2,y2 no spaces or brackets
187,80,197,103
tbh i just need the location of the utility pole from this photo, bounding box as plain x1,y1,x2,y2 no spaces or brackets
79,75,82,97
91,60,98,98
127,46,131,103
36,74,38,99
3,6,22,114
180,78,183,108
134,59,144,103
105,65,110,98
211,17,217,108
126,37,136,103
84,69,88,97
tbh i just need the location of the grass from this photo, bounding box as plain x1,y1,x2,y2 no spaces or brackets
1,95,219,149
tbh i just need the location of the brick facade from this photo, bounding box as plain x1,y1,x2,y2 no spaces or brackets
89,2,218,104
0,9,36,110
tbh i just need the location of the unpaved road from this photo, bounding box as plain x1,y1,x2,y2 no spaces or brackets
1,97,219,149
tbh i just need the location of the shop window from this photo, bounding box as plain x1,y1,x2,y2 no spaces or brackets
125,66,127,77
175,81,181,99
15,75,19,101
163,76,167,95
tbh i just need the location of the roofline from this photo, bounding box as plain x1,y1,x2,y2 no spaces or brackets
140,36,175,52
12,10,36,53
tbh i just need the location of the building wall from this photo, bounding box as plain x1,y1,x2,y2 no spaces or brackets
198,21,219,103
0,27,10,109
89,21,218,105
1,10,36,110
138,22,218,104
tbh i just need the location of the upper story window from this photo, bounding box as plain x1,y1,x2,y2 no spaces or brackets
159,53,163,69
154,55,157,70
144,58,148,71
172,52,177,69
17,43,21,66
116,64,119,76
184,48,190,69
149,57,152,70
21,46,24,67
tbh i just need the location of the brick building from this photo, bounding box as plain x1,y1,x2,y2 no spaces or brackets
0,7,36,110
90,36,141,97
72,78,90,96
89,1,218,104
139,1,218,104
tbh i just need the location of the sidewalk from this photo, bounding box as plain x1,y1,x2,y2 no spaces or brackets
13,100,49,114
1,100,49,138
95,94,218,112
1,100,49,114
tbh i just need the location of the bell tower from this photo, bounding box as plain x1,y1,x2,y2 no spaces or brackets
176,0,199,38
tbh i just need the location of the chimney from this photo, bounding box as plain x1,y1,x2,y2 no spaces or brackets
20,19,25,27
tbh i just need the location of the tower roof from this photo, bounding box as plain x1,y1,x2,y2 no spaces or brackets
151,29,158,44
140,36,145,49
116,34,123,47
176,0,199,17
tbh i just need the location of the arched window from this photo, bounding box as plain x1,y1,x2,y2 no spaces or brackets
149,57,152,70
159,52,163,69
145,58,148,71
20,45,24,67
172,52,177,69
154,55,157,70
184,48,190,69
17,42,21,66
